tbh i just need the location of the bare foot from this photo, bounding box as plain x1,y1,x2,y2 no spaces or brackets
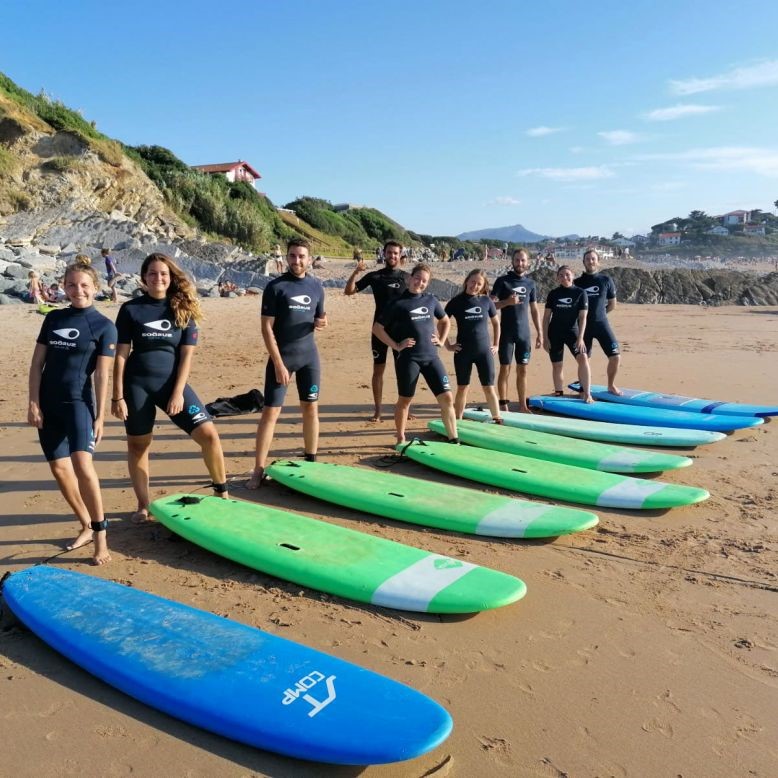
369,414,382,423
608,385,623,396
517,404,530,414
583,394,594,404
245,468,265,490
66,526,93,551
214,490,230,499
407,412,417,421
130,508,152,524
92,533,111,565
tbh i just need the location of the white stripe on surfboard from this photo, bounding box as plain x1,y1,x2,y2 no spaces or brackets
596,451,651,472
476,502,550,537
596,479,666,508
370,555,476,611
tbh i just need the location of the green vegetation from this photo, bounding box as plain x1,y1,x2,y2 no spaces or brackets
127,145,292,251
0,145,15,176
42,156,83,174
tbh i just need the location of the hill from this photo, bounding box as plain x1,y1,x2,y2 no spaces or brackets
457,223,549,243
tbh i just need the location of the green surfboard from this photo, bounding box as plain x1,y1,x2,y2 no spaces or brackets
150,494,526,613
266,459,598,538
463,408,726,447
397,440,709,510
429,419,692,473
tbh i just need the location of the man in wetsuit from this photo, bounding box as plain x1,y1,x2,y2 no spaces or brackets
248,238,327,487
344,240,409,421
574,248,621,394
491,248,543,412
373,263,457,444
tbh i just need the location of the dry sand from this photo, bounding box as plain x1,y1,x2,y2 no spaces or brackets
1,279,777,777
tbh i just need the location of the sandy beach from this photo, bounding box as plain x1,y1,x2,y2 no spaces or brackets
1,286,777,777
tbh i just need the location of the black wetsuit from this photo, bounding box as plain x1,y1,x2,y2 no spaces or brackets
545,286,588,363
116,295,210,436
491,272,537,365
444,293,497,386
261,272,325,406
36,306,117,460
355,267,409,364
574,271,620,357
378,291,451,397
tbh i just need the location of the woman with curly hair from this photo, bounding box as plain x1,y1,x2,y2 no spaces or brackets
111,253,228,522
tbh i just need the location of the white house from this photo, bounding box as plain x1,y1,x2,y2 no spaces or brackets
721,210,750,226
658,232,682,246
744,224,766,236
612,237,635,248
707,225,729,236
192,160,262,185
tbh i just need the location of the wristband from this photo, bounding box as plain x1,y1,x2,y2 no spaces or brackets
112,397,123,402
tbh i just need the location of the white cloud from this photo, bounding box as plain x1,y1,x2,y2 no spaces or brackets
643,103,721,121
569,146,584,153
598,130,641,145
489,196,521,206
519,166,615,181
526,126,564,137
670,59,778,95
638,146,778,177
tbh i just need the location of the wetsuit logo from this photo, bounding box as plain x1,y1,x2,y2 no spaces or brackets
387,282,401,289
307,384,319,400
188,405,200,415
512,286,527,294
558,297,573,304
465,307,482,314
584,286,600,295
52,328,80,339
144,319,172,332
291,295,312,305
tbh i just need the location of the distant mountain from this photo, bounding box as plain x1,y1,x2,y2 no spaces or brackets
457,223,550,243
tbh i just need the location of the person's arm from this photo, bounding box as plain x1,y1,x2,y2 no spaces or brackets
531,301,543,348
606,297,617,314
167,345,195,416
542,309,552,352
372,321,415,352
314,287,327,329
434,314,450,347
27,343,47,428
493,293,519,310
490,315,500,355
111,344,131,420
576,309,588,353
344,260,367,295
92,355,112,445
261,315,290,385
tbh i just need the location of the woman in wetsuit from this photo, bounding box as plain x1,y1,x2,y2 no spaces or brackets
444,269,502,422
111,253,228,522
27,262,115,564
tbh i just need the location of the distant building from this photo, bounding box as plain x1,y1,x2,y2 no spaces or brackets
658,232,682,246
632,234,648,243
553,244,615,261
333,203,366,212
744,223,766,236
721,210,750,226
612,237,635,248
192,160,261,185
708,225,730,236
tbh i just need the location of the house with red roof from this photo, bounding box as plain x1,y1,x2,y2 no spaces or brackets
192,160,261,185
721,210,750,226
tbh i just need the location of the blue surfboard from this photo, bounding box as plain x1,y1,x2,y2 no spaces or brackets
572,383,778,418
2,566,452,765
529,396,763,432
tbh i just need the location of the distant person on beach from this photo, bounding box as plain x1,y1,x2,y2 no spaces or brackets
445,269,502,422
112,253,229,522
543,265,592,402
44,282,64,303
373,263,458,444
27,271,44,304
491,248,543,412
344,240,409,421
102,247,118,283
574,249,621,394
247,238,327,488
28,262,115,564
272,243,284,273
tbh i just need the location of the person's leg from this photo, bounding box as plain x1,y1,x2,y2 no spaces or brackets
126,433,154,521
191,422,229,498
248,405,283,488
552,360,564,393
394,396,413,444
454,385,469,418
515,364,529,412
483,384,501,420
49,457,93,549
497,365,511,409
371,362,387,422
607,354,621,395
301,401,319,457
436,391,458,440
576,352,593,402
70,451,110,564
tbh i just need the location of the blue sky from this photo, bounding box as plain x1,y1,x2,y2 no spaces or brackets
4,1,778,238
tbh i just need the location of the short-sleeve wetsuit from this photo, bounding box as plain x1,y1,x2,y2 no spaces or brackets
116,295,211,436
36,306,117,460
444,293,498,386
573,271,620,357
378,290,451,397
491,271,537,366
354,267,409,364
545,286,588,363
261,272,325,406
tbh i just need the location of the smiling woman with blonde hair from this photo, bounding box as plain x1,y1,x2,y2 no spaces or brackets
112,253,228,523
